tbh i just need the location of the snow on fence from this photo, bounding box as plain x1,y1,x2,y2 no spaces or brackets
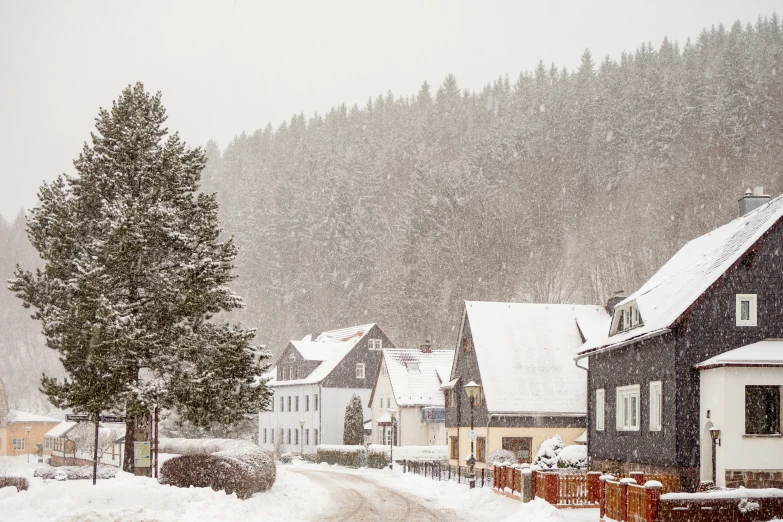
494,466,601,507
403,460,493,488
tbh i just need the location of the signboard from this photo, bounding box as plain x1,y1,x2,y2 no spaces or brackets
134,441,151,468
65,414,90,422
468,430,477,440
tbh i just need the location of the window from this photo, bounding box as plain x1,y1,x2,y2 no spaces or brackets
263,429,267,443
407,362,420,373
282,367,287,380
356,363,366,379
44,438,52,450
289,353,295,360
736,294,758,326
279,428,284,442
305,429,310,445
270,430,275,443
445,389,456,408
469,384,483,406
463,337,472,352
305,395,310,411
386,396,391,409
12,438,24,450
295,396,300,412
287,396,292,412
270,397,274,412
368,339,382,350
295,429,299,445
450,436,459,459
746,386,780,435
649,381,662,431
314,394,319,410
476,437,486,462
280,396,284,411
381,363,388,376
379,396,384,410
378,428,383,444
314,429,318,445
616,385,641,431
287,429,291,444
502,437,532,463
596,389,605,431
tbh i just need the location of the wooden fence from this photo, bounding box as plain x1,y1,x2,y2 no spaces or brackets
493,467,602,507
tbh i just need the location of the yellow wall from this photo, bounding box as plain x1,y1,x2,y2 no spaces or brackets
4,422,61,457
0,426,6,457
446,426,584,469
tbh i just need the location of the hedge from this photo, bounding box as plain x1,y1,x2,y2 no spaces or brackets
316,445,387,469
34,465,118,481
0,477,29,492
159,446,275,499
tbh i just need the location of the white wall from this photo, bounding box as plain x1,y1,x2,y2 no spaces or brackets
258,383,321,454
321,387,372,446
700,366,783,486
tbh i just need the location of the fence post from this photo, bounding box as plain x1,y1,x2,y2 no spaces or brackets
458,465,461,485
448,464,451,481
521,468,533,502
588,471,602,504
545,473,559,505
619,478,636,522
645,481,662,522
630,471,645,485
599,474,614,520
531,470,537,499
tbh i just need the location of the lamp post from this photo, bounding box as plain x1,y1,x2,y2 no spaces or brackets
464,381,480,489
299,419,305,456
388,407,397,469
710,427,721,485
26,426,31,463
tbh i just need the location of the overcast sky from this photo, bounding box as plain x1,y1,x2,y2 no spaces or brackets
0,0,779,221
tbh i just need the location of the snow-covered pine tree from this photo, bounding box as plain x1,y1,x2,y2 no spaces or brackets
9,83,271,475
342,394,364,445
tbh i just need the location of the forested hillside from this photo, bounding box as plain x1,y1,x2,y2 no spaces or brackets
201,16,783,353
2,17,783,409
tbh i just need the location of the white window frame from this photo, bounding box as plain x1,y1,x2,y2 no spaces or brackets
616,384,640,431
369,339,382,350
381,363,388,376
281,367,287,380
596,388,605,431
44,437,52,450
356,363,365,379
13,438,25,450
649,381,662,431
736,294,757,326
289,353,296,360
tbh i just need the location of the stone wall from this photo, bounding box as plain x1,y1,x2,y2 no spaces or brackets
725,469,783,489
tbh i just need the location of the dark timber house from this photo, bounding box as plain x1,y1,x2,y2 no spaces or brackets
577,188,783,491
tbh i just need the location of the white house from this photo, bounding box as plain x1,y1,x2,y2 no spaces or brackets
45,420,126,467
258,323,394,454
369,345,453,447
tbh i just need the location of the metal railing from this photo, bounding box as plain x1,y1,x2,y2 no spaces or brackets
402,460,493,488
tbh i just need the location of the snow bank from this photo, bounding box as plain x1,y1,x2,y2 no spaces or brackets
501,497,565,521
157,437,256,455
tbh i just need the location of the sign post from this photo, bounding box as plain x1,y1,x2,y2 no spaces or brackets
134,441,151,469
468,429,477,441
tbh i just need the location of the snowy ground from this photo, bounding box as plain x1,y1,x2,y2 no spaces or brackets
0,455,598,521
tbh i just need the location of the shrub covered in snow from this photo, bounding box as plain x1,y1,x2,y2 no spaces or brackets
34,465,118,480
316,445,387,468
486,449,517,467
0,477,28,492
533,434,564,469
279,452,294,464
556,445,587,469
159,446,276,499
158,437,257,456
343,394,364,445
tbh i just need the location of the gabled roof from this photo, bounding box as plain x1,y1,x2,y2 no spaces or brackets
379,349,454,407
8,410,61,424
460,301,609,415
695,339,783,369
269,323,377,387
580,195,783,356
45,421,77,438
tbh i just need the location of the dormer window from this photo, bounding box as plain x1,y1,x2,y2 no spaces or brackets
407,362,420,373
289,353,295,361
612,301,643,334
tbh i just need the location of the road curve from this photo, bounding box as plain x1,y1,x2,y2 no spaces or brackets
289,467,458,522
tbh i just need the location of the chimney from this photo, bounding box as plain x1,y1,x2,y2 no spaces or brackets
420,340,432,353
739,187,770,216
606,290,625,313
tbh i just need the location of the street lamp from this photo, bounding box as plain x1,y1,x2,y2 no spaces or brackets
299,419,305,456
710,427,721,485
388,407,397,469
464,381,480,489
26,426,31,463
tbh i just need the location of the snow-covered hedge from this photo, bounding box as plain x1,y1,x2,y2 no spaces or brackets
533,434,564,470
34,465,118,481
556,445,587,469
316,445,387,469
486,449,516,467
0,477,28,492
366,444,447,462
158,437,256,456
159,446,276,499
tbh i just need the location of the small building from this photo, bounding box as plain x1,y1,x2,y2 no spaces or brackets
2,409,61,458
46,420,126,467
445,301,609,469
578,189,783,490
368,345,453,447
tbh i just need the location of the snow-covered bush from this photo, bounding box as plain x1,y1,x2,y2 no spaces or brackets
533,434,564,469
158,437,256,455
486,448,517,467
279,452,294,464
159,446,276,499
556,445,587,469
366,448,387,469
343,394,364,445
316,445,387,468
0,477,28,492
34,465,118,480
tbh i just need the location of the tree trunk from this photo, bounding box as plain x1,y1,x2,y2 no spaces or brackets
123,415,136,473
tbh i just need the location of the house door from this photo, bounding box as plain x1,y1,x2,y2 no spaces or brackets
701,421,714,483
502,437,532,463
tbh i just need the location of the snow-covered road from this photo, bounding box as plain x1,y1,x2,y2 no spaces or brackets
291,467,457,521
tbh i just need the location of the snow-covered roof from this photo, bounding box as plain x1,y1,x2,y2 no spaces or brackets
575,431,587,444
461,301,609,415
376,412,392,425
695,339,783,369
381,349,453,407
45,421,77,438
269,323,377,387
8,410,61,424
580,195,783,355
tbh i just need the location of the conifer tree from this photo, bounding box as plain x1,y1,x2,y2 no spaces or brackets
9,83,270,474
342,394,364,445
